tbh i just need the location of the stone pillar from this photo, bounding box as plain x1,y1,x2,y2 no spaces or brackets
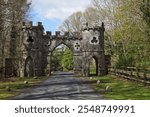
19,51,28,77
98,53,106,76
49,60,51,76
73,52,83,75
83,65,90,77
19,59,25,77
82,53,90,77
46,52,52,76
34,51,42,76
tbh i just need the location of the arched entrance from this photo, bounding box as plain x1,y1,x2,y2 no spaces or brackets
50,43,73,73
89,56,98,76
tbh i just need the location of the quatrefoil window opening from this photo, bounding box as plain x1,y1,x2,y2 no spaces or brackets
74,42,80,50
91,36,98,44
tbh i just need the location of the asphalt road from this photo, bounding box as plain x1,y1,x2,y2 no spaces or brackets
12,72,103,100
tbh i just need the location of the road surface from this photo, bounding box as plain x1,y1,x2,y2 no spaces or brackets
12,72,103,100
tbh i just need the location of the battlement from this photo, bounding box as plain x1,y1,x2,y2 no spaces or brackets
46,31,51,36
82,22,105,31
22,21,82,39
22,21,44,30
64,31,69,36
55,31,61,36
37,22,42,26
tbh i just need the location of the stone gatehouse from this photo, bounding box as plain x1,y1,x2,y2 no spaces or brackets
17,21,110,77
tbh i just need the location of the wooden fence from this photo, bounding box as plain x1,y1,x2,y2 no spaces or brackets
108,67,150,85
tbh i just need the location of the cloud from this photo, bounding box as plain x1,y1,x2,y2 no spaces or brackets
31,0,91,20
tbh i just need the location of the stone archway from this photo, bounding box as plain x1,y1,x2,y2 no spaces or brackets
50,43,73,72
48,35,78,75
89,56,98,76
20,22,109,77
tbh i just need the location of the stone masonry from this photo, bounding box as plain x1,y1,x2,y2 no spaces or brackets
19,21,109,77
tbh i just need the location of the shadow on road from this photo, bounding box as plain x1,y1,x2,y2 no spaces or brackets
12,72,103,100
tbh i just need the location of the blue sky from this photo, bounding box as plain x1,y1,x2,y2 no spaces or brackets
30,11,61,33
30,0,91,34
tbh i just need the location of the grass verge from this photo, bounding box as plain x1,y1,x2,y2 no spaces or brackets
0,76,48,100
89,75,150,100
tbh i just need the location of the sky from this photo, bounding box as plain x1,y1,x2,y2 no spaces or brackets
30,0,91,33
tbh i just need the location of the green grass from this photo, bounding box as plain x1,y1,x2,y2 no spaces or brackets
89,69,96,75
90,75,150,100
0,76,48,100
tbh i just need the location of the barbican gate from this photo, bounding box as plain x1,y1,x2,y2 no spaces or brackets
19,21,110,77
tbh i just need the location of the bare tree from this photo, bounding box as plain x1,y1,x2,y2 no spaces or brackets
0,0,31,78
59,11,84,35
